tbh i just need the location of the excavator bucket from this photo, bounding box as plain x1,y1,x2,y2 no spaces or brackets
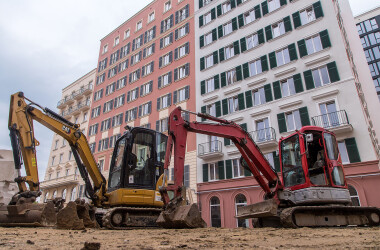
156,196,206,229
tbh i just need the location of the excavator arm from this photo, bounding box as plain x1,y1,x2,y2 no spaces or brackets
8,92,107,206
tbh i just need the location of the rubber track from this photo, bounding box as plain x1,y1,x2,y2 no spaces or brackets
280,205,380,228
102,207,162,230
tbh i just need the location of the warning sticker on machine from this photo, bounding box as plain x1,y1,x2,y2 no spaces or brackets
155,192,162,202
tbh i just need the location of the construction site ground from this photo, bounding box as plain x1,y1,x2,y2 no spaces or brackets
0,226,379,249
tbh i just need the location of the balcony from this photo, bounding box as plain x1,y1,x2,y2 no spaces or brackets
198,140,223,159
40,174,80,189
312,110,353,134
72,83,93,100
57,95,74,109
57,99,67,109
65,95,74,105
250,127,277,148
63,108,73,118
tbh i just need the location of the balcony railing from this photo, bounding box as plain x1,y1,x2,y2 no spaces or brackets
312,110,349,129
251,127,276,143
198,140,223,157
72,83,93,99
40,174,80,189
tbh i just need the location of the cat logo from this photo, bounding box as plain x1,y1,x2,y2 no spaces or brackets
62,125,71,134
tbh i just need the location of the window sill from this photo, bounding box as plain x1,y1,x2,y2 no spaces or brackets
158,106,171,112
278,99,303,110
243,43,264,55
175,99,189,106
175,32,189,42
201,40,216,49
304,51,331,67
140,92,152,98
274,65,297,78
247,77,267,88
159,82,172,90
160,61,172,70
142,71,153,78
223,86,241,96
200,19,216,29
175,74,189,82
220,54,238,64
175,52,189,61
201,63,218,72
263,4,286,18
268,31,290,43
244,71,267,83
241,17,260,30
161,42,173,50
311,89,340,100
202,93,219,103
250,108,271,118
295,17,323,31
163,7,172,15
127,99,137,104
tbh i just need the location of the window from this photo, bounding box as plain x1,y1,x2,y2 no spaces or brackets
177,6,189,23
114,94,125,108
319,101,340,128
357,23,365,35
109,134,121,148
70,187,76,201
348,185,361,206
227,95,240,113
184,165,190,187
68,151,72,161
132,52,141,65
98,159,104,171
162,33,173,48
162,16,173,33
221,1,232,15
51,156,55,166
205,77,215,93
300,6,316,25
223,21,233,36
268,0,280,12
176,64,189,80
144,43,155,58
110,51,119,65
65,169,69,176
200,0,214,8
312,66,330,87
136,20,142,31
140,81,153,96
56,171,60,178
53,190,57,198
367,32,380,46
124,29,130,39
159,72,172,88
305,34,323,55
276,47,290,67
54,140,59,150
235,194,249,228
125,107,138,122
177,43,188,58
244,8,256,25
88,124,98,136
209,163,219,181
361,36,370,48
148,12,155,23
127,87,139,102
146,27,155,43
130,69,140,83
206,103,216,116
364,49,375,62
369,63,380,77
248,58,263,77
256,118,272,142
103,100,114,113
98,138,109,151
232,158,244,178
134,36,143,50
246,33,259,50
174,86,190,103
224,44,235,60
176,23,189,40
108,66,117,78
281,77,296,97
203,11,212,26
83,112,88,122
98,58,107,72
139,102,152,117
204,31,213,46
101,118,112,132
62,139,66,147
114,36,119,46
285,110,302,131
142,61,154,76
119,59,128,72
164,1,171,12
264,152,276,170
157,93,171,110
96,73,105,85
161,52,172,68
103,44,108,54
205,54,214,68
210,196,221,227
272,20,285,38
226,68,237,86
157,118,169,132
105,82,116,96
252,86,266,106
362,18,379,33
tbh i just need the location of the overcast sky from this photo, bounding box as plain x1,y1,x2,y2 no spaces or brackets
0,0,379,181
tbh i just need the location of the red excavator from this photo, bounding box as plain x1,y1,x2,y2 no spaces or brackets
158,107,380,227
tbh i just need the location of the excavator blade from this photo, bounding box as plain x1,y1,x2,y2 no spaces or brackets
157,203,207,229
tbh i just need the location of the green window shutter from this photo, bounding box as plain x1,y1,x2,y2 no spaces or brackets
211,8,216,20
299,106,310,126
220,72,227,87
273,152,281,172
327,61,340,83
202,164,208,182
236,0,242,5
224,138,231,146
255,5,261,19
238,93,245,110
345,138,361,163
258,29,265,44
265,25,272,41
199,16,204,27
213,51,219,64
261,55,269,71
240,123,247,131
245,90,253,108
201,80,206,95
232,17,238,31
214,75,220,89
222,98,228,115
244,166,251,177
269,51,277,69
199,0,203,9
243,63,250,78
277,113,287,133
280,0,287,6
264,84,273,102
200,35,205,48
234,40,240,55
320,30,331,49
238,14,245,28
215,101,222,117
313,1,324,19
293,73,304,93
292,11,301,28
212,28,218,41
297,39,307,57
231,0,236,8
273,81,282,100
218,161,225,180
219,48,225,62
201,106,206,121
217,4,222,16
288,43,298,61
225,160,233,179
236,65,242,81
240,37,247,52
284,16,292,32
200,57,205,70
218,25,223,38
303,70,315,90
261,1,268,16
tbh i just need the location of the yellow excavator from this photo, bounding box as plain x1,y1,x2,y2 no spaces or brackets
0,92,205,229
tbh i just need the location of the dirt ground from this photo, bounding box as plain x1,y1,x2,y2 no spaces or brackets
0,227,379,249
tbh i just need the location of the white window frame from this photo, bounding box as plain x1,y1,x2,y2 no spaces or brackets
124,29,130,39
178,64,187,79
223,21,233,36
164,0,172,12
205,54,214,68
268,0,281,13
281,77,296,97
209,163,219,181
204,32,213,46
205,77,215,93
305,34,323,55
136,20,143,31
312,65,331,88
253,86,266,106
285,109,302,132
300,6,316,26
272,21,285,38
114,36,120,46
148,11,155,23
248,59,262,77
102,44,108,54
276,47,290,66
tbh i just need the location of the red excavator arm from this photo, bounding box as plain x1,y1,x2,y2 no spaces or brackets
160,107,282,206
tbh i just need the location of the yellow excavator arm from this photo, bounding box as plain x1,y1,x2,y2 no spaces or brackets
8,92,108,207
